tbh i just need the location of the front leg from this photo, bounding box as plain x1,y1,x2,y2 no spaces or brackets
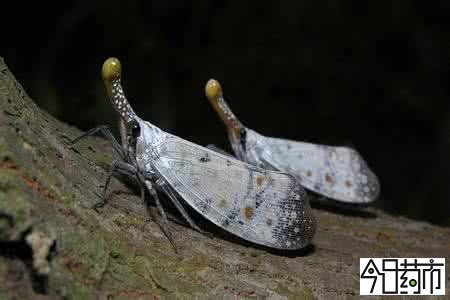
94,160,138,209
71,125,126,161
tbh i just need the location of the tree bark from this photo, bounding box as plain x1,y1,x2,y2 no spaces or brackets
0,57,448,299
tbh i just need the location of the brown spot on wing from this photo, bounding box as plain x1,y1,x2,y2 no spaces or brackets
256,175,264,187
244,207,254,220
345,180,352,187
266,218,273,226
325,173,333,183
306,170,312,177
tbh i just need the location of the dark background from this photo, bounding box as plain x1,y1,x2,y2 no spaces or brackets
2,2,449,226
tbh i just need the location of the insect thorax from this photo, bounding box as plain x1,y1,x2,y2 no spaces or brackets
230,128,265,168
135,120,167,171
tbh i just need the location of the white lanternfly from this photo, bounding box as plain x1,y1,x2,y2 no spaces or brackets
204,79,380,204
72,58,316,251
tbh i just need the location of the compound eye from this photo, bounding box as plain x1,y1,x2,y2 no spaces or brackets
131,123,140,139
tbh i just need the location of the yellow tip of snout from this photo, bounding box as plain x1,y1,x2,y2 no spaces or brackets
102,57,121,83
205,79,222,100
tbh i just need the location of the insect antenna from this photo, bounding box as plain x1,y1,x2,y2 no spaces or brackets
205,79,243,139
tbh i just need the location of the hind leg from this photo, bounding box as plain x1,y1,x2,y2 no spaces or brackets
142,178,177,252
155,179,204,234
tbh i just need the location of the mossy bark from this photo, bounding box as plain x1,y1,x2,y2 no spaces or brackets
0,57,448,299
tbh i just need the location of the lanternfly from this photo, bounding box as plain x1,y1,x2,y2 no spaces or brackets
205,79,380,204
72,58,316,251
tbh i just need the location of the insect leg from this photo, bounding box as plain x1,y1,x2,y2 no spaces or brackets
119,119,129,159
155,179,203,233
130,172,179,243
143,179,177,252
94,160,137,209
136,177,160,228
71,125,126,160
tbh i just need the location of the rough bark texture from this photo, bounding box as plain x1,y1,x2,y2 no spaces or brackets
0,57,448,299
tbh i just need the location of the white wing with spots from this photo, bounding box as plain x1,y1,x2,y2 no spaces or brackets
240,129,380,204
136,122,315,250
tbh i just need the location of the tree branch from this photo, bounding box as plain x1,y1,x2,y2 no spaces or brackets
0,57,448,298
